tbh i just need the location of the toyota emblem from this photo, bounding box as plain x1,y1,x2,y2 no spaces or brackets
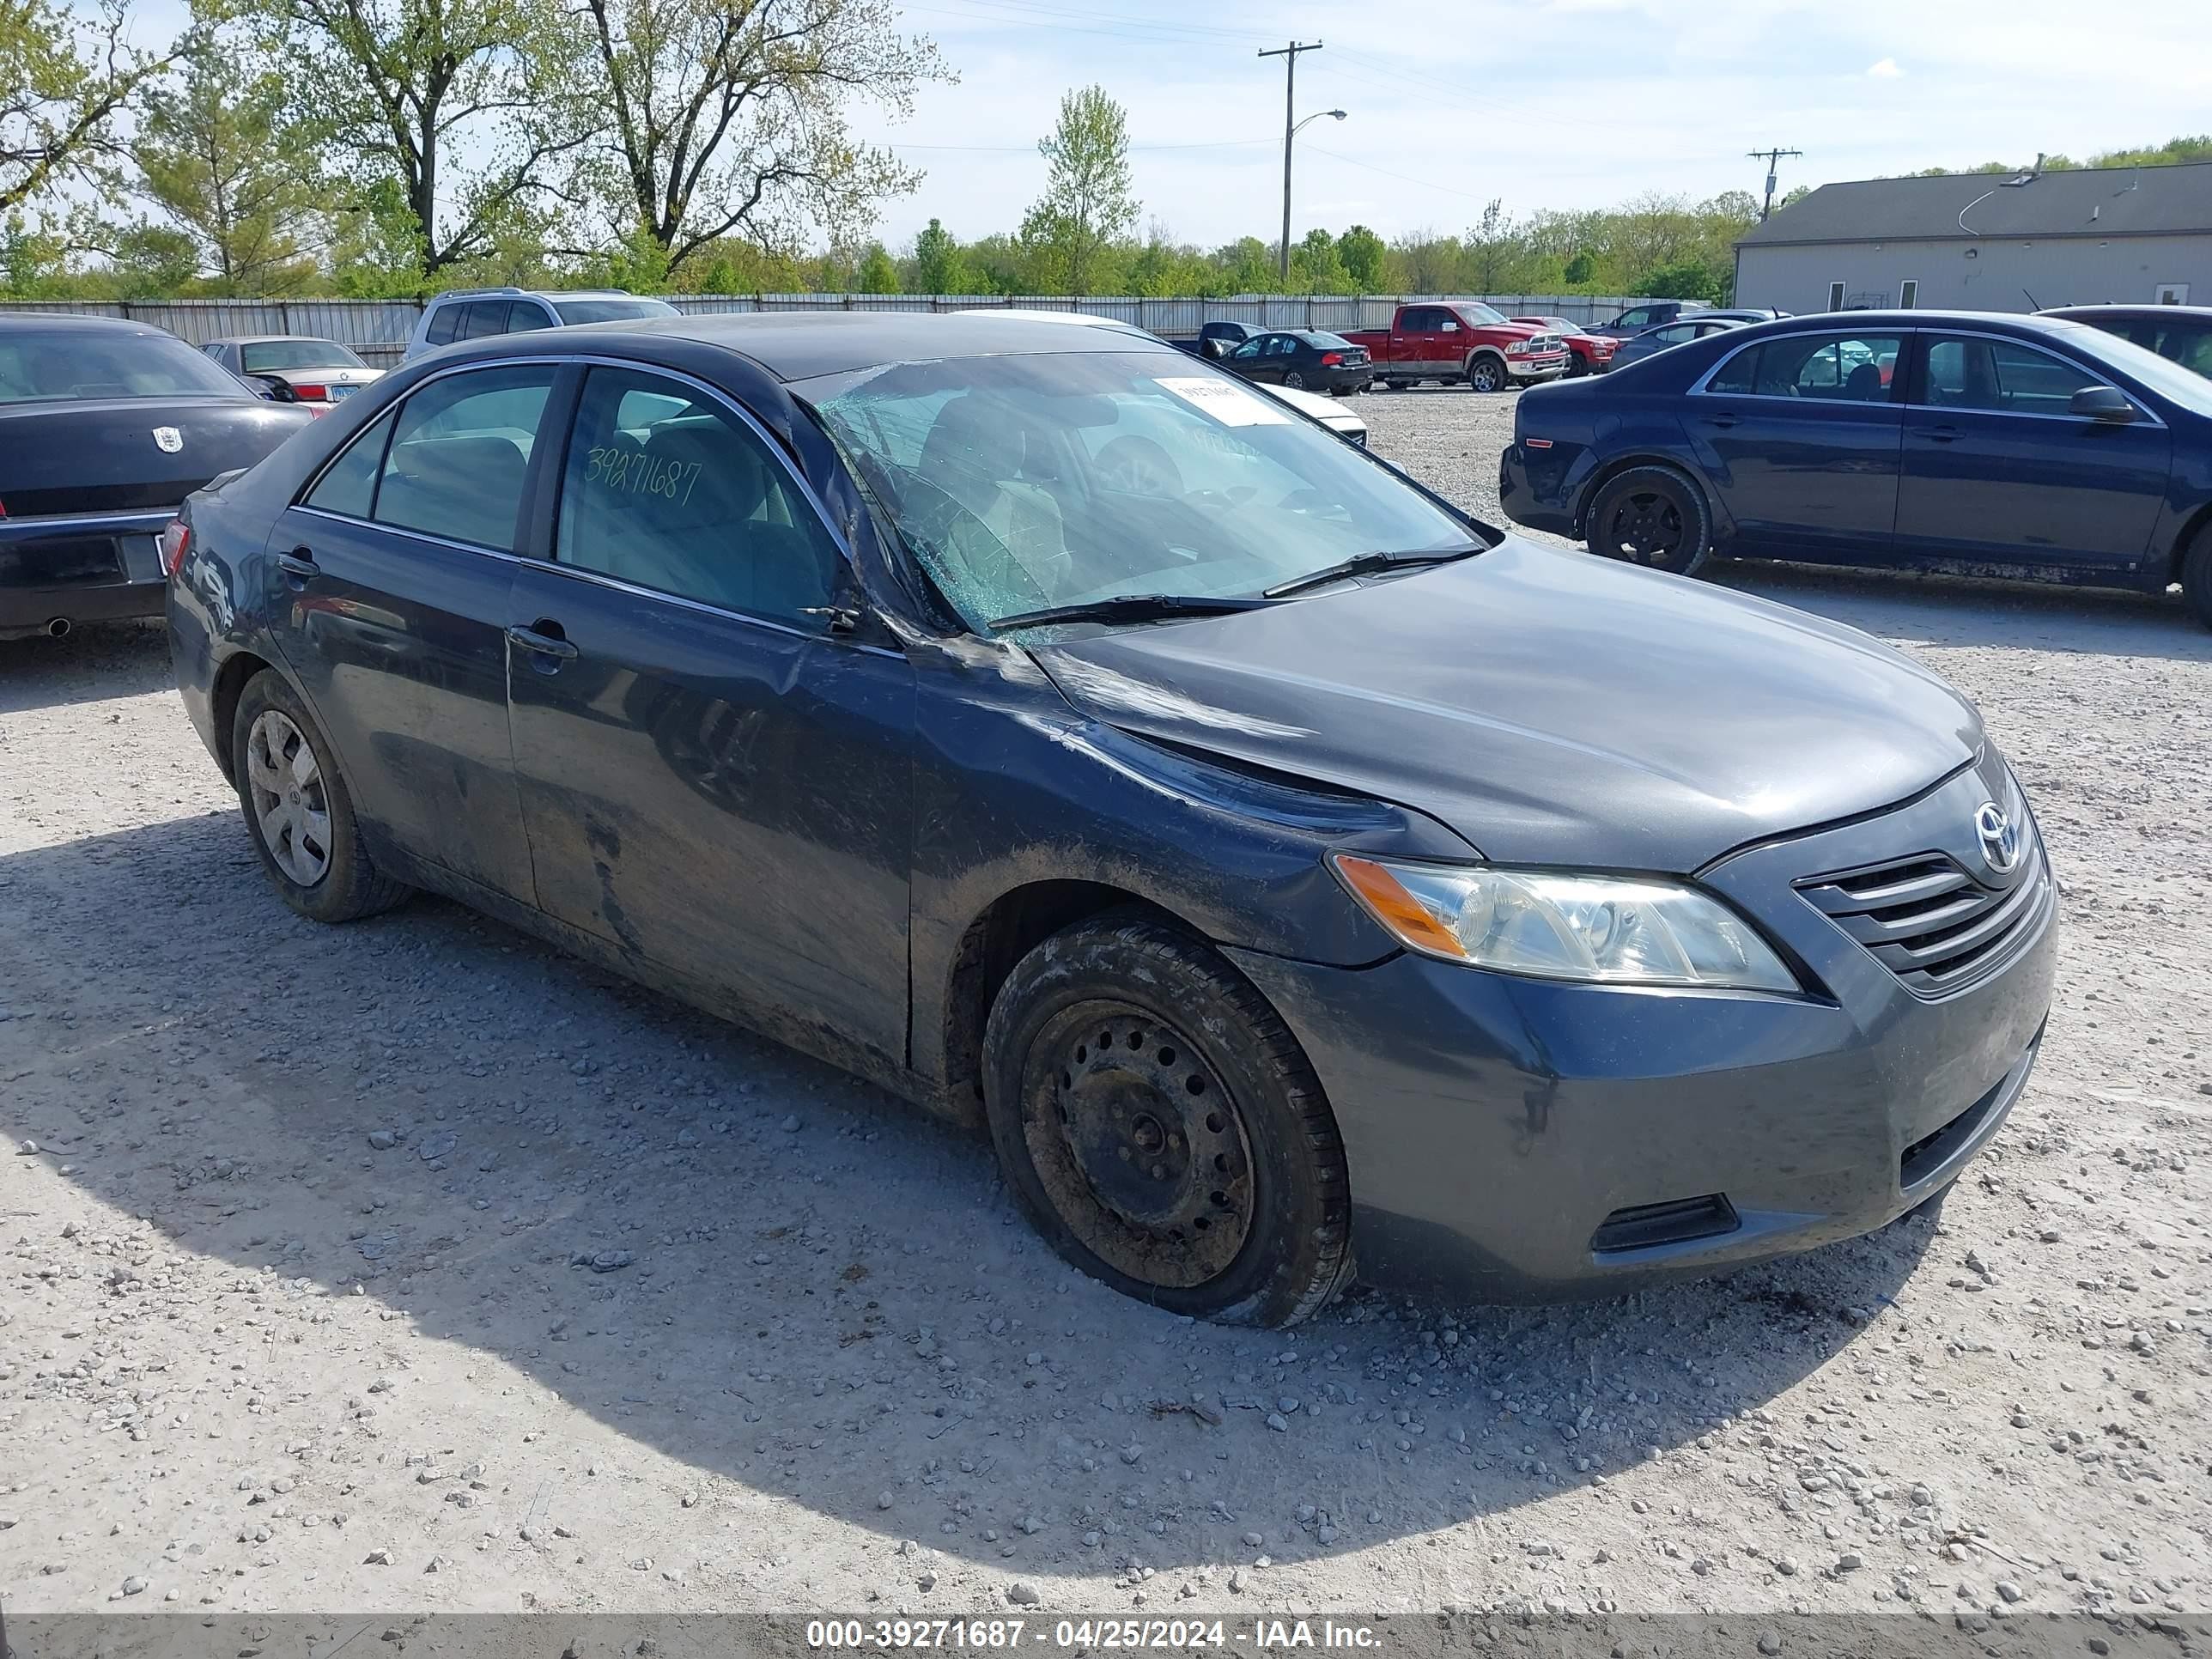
1974,802,2021,874
152,426,184,453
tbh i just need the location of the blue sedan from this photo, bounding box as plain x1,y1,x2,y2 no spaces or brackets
1498,309,2212,627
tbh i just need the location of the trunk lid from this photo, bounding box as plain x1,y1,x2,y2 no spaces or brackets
0,397,313,517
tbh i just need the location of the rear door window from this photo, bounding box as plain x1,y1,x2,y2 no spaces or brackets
455,301,514,341
1753,332,1903,402
305,409,399,518
372,364,557,550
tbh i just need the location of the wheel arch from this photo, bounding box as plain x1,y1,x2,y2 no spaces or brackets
2166,499,2212,586
209,648,281,783
937,879,1219,1127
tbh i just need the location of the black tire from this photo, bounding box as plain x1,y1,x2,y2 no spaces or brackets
981,911,1354,1327
2182,526,2212,630
230,670,410,924
1467,355,1510,393
1584,465,1714,577
1282,370,1307,391
1567,350,1591,379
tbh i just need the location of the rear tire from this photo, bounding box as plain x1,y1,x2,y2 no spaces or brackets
981,911,1354,1328
1467,355,1510,393
231,670,410,924
1584,465,1714,577
2182,526,2212,630
1283,370,1308,390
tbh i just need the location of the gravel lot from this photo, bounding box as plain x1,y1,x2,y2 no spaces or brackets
3,386,2209,1627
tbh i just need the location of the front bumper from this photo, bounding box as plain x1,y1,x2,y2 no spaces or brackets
0,509,173,637
1509,355,1570,381
1227,760,2058,1300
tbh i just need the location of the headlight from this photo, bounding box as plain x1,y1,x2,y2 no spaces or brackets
1332,855,1800,993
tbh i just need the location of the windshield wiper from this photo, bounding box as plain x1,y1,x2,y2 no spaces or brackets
1262,545,1483,599
987,593,1278,632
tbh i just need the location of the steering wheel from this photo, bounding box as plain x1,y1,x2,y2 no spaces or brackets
1094,436,1183,498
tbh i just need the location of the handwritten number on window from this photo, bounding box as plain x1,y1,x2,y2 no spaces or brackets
585,445,704,507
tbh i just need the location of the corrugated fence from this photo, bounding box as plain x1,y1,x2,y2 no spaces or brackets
0,292,1658,368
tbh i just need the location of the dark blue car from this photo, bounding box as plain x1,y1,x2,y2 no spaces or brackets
1498,309,2212,627
167,312,2055,1323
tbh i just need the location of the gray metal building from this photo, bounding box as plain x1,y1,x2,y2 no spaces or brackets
1734,161,2212,315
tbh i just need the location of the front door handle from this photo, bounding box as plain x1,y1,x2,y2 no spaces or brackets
276,549,319,584
507,623,578,662
1921,424,1963,443
1703,412,1741,428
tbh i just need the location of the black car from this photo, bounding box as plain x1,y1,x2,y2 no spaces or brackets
168,312,2053,1323
0,315,313,640
2041,304,2212,380
1220,329,1373,394
1499,308,2212,628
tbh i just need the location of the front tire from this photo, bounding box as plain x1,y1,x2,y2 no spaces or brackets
2182,526,2212,630
231,670,410,923
1467,356,1510,393
1584,465,1714,577
981,912,1353,1327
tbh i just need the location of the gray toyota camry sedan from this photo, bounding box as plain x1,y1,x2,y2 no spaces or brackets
166,312,2056,1326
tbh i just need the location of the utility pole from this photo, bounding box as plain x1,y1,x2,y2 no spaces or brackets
1748,146,1803,220
1261,40,1323,282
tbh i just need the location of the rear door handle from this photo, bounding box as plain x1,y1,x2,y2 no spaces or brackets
276,549,319,583
1921,425,1963,443
506,623,578,662
1703,412,1741,428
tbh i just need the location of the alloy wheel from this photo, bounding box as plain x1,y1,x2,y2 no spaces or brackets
1601,489,1687,567
246,709,332,886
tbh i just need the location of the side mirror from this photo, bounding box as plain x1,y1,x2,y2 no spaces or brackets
1202,338,1229,360
2069,385,2136,422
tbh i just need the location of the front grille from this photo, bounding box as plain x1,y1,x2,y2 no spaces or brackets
1796,839,2047,995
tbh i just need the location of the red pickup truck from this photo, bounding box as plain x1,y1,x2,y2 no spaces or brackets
1340,302,1570,392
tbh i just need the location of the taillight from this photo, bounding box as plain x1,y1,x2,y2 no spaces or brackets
161,519,191,577
1321,351,1343,366
292,383,329,402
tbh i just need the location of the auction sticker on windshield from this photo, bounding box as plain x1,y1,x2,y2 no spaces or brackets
1153,376,1291,425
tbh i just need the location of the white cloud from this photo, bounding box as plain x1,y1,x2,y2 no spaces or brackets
1868,57,1905,77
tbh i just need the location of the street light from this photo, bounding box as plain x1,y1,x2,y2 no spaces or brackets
1280,108,1348,282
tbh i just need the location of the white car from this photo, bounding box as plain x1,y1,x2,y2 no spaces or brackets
963,308,1368,447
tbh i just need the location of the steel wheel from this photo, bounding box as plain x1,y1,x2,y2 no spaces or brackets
1021,1000,1255,1288
1600,489,1686,565
246,708,332,887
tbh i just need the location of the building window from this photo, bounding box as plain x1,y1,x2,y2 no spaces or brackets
1827,281,1846,312
1899,280,1918,309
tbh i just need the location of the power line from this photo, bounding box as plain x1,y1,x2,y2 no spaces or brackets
1748,145,1803,218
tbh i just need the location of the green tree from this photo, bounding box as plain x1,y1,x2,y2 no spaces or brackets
132,52,325,295
1335,223,1384,290
2,0,181,217
250,0,589,277
1019,84,1138,295
856,240,897,293
1290,225,1349,294
1641,259,1729,302
1466,198,1522,293
1561,250,1595,286
573,0,947,276
107,221,202,296
912,216,963,293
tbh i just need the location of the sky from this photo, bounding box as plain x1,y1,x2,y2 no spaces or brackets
106,0,2212,253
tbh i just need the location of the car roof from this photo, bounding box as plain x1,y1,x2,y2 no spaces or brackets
0,313,173,336
2043,302,2212,319
484,309,1176,382
204,333,349,346
1733,309,2094,336
428,287,652,302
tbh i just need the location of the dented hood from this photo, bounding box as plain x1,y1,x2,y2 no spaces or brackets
1028,539,1983,873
